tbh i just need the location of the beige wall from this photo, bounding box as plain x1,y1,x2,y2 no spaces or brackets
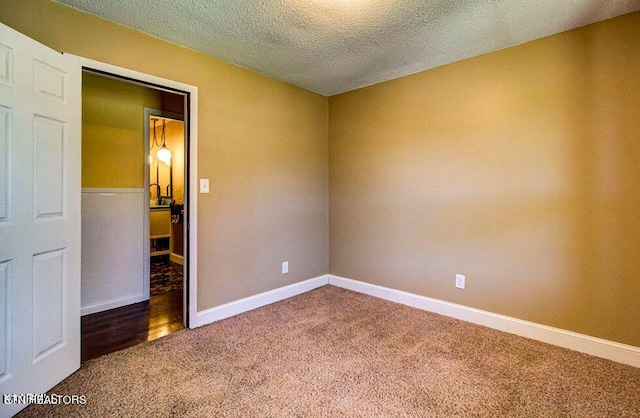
83,72,162,188
329,12,640,347
0,0,329,311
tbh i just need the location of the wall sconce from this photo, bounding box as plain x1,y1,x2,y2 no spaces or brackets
157,120,172,165
150,119,172,165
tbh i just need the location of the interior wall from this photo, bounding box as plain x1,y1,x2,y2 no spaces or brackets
0,0,329,311
329,12,640,347
160,119,184,205
149,118,180,203
83,72,161,188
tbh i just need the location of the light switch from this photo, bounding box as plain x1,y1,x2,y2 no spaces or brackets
200,178,210,194
455,274,466,289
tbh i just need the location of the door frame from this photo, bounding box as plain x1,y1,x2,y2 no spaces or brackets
67,54,199,327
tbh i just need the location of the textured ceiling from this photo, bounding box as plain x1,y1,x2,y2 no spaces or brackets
53,0,640,96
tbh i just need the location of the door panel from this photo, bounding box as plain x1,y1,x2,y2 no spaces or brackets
0,22,81,417
33,116,65,218
0,43,13,87
0,106,9,221
34,59,67,103
0,261,8,380
32,249,65,361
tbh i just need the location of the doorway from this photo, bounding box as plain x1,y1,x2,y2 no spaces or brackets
79,69,191,361
147,112,185,300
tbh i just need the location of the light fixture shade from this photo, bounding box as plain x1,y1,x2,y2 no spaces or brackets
157,146,172,165
148,154,153,165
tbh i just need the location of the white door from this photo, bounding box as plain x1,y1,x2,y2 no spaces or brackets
0,23,81,417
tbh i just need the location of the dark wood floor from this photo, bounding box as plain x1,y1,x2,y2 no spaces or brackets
81,290,184,362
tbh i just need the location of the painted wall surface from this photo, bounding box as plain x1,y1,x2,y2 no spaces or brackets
150,119,185,205
166,120,185,205
329,12,640,347
0,0,329,311
83,72,162,188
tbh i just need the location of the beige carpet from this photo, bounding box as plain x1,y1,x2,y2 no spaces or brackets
18,285,640,417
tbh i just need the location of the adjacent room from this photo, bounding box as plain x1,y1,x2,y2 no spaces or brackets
1,0,639,416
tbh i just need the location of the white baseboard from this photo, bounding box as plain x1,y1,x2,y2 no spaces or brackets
194,275,329,327
81,294,147,316
328,275,640,368
170,253,184,265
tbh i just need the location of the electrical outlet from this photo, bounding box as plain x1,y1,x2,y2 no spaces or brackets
282,261,289,274
455,274,465,289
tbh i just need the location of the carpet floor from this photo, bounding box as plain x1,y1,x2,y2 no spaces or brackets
18,286,640,417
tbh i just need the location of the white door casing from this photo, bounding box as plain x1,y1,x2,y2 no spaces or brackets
0,23,81,417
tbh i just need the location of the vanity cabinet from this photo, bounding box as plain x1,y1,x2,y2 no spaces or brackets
150,206,171,257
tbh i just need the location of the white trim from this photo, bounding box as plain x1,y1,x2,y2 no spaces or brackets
170,253,184,265
81,294,147,316
187,95,198,329
65,54,199,329
328,275,640,368
194,275,329,327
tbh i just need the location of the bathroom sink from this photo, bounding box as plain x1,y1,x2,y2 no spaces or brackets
150,197,172,208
